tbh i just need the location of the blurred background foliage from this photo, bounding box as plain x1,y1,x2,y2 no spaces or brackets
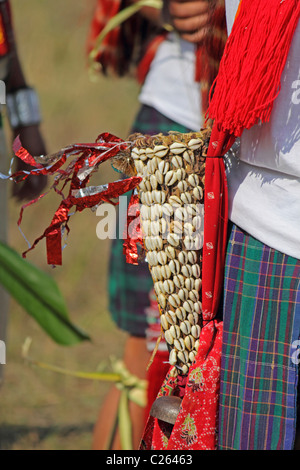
0,0,141,450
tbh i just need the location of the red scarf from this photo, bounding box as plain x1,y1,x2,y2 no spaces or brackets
142,0,300,450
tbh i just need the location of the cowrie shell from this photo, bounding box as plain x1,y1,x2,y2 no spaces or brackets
147,251,157,266
165,170,177,186
177,350,189,364
153,145,168,158
154,282,161,297
171,155,183,168
189,289,199,302
174,207,189,222
195,278,202,291
150,204,162,220
167,310,177,323
170,142,186,154
161,264,172,279
159,218,167,234
183,300,192,314
188,174,199,187
168,294,180,309
141,219,151,236
150,174,158,190
131,147,140,159
147,159,156,175
153,265,163,281
177,180,188,192
187,312,199,325
181,364,189,374
157,250,168,265
168,195,182,207
178,251,188,265
158,160,169,175
152,236,163,251
164,329,174,345
158,293,166,309
183,149,195,165
188,138,202,150
145,191,153,205
165,246,176,260
144,237,153,251
175,307,186,321
150,220,160,236
176,168,186,181
167,233,180,247
186,204,198,216
140,204,151,220
173,274,185,289
193,185,204,201
182,264,192,278
191,324,201,339
134,160,144,175
183,223,194,235
169,348,177,365
162,203,173,218
160,313,169,331
192,264,201,278
152,190,166,204
178,288,189,302
185,277,195,290
174,338,185,352
170,324,181,339
169,259,180,275
188,251,197,264
180,320,191,335
139,179,151,192
194,301,202,314
192,215,202,231
170,220,183,236
184,335,195,351
138,150,147,161
189,351,196,362
163,279,174,294
155,169,164,185
180,192,192,204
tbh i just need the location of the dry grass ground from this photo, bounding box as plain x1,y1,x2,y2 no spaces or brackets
0,0,141,450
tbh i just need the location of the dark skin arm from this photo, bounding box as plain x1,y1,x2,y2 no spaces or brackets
3,1,47,201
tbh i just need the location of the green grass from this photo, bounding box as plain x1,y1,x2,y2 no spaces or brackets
0,0,140,450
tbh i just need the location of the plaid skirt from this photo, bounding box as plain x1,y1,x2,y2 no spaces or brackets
219,224,300,450
108,105,191,336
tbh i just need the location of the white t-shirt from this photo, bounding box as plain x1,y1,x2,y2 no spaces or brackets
225,0,300,259
139,32,202,131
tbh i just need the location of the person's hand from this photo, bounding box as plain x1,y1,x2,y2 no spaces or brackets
12,124,48,201
167,0,212,43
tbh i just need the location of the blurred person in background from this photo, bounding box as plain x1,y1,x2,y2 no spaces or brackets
0,0,47,383
87,0,227,449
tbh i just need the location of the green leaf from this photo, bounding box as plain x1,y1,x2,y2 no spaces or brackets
0,242,90,345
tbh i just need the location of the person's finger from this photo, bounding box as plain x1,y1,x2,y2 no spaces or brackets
179,25,209,43
172,11,210,33
169,0,210,20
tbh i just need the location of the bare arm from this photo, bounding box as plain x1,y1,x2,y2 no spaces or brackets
1,0,47,200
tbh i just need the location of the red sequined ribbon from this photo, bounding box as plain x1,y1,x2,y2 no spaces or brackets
12,133,141,265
